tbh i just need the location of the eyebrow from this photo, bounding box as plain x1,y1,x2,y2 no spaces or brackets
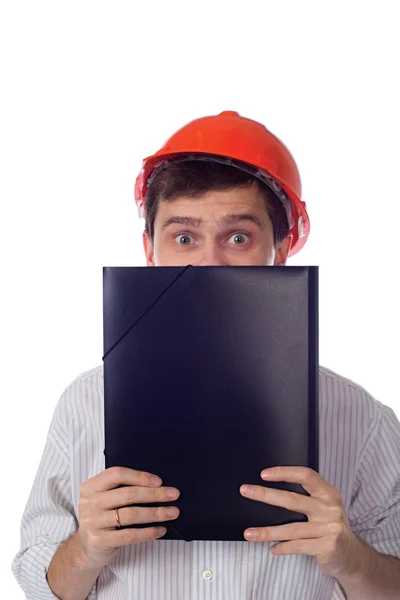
160,213,265,231
216,213,265,230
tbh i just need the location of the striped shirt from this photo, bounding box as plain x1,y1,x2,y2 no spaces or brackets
12,364,400,599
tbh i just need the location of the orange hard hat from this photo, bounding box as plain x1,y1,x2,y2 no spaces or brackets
134,111,310,256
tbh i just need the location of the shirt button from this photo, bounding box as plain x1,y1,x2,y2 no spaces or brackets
202,569,213,580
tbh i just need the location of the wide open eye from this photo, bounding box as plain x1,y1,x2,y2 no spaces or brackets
228,233,250,245
175,234,195,246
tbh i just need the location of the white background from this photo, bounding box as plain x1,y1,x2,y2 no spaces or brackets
1,1,399,596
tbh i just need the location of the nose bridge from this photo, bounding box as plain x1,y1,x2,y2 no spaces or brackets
198,238,225,266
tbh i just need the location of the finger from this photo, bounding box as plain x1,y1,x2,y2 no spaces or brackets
240,484,320,517
101,525,168,549
269,536,331,556
260,467,336,498
105,504,180,529
81,467,163,494
98,485,180,511
244,521,332,542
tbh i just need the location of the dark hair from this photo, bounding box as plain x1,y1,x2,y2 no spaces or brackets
144,157,290,245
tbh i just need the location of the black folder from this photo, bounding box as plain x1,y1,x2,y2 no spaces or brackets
103,265,319,542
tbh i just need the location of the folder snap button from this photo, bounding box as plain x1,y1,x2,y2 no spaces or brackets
202,569,213,580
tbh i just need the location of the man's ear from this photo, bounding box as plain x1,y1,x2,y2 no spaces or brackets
143,232,155,266
274,234,293,266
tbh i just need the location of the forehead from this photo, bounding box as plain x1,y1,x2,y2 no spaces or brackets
155,184,268,221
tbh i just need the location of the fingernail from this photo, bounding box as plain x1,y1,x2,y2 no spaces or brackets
166,488,179,499
166,507,179,518
241,485,254,495
151,476,162,486
245,529,259,539
157,527,167,536
261,470,272,479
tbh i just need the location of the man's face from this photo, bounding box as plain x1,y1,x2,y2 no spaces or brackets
143,182,292,267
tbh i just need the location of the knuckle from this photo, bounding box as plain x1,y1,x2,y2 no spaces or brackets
126,506,140,524
330,505,345,520
136,527,151,541
80,480,89,495
110,466,125,485
289,523,301,538
78,498,91,516
329,522,344,536
121,527,136,543
155,487,165,502
260,528,270,541
287,491,300,505
301,468,311,482
148,526,163,539
130,469,148,487
124,487,138,505
88,531,104,550
157,506,168,521
139,527,161,542
79,514,94,530
140,470,152,485
290,540,302,554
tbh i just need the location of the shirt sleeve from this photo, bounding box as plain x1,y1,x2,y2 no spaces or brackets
11,393,97,599
348,401,400,558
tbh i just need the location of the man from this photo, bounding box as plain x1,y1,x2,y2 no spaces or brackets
12,111,400,599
